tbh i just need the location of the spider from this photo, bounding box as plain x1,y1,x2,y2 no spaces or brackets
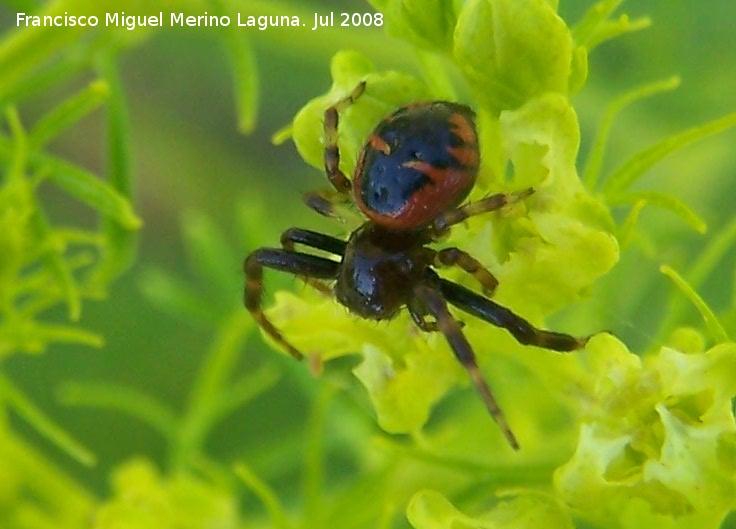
244,82,591,449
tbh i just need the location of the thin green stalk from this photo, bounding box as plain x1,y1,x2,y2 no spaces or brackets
660,265,730,344
603,111,736,195
0,8,86,103
28,206,83,321
29,80,110,151
58,381,179,439
607,189,706,234
582,76,680,190
0,432,95,523
0,373,95,465
5,106,27,183
302,385,334,529
90,53,139,284
373,436,556,487
235,463,295,529
657,217,736,340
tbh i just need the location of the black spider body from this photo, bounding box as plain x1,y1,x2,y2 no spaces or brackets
335,223,430,320
244,82,592,449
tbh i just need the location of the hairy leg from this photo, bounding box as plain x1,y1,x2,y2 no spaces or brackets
279,228,346,294
302,189,354,220
432,247,499,295
244,248,339,360
429,187,534,236
323,81,367,194
414,283,520,450
439,278,590,351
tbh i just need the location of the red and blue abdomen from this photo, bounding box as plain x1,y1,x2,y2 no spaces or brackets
353,102,479,231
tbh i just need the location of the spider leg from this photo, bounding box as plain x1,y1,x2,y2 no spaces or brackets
280,227,347,255
280,228,347,294
323,81,367,194
407,299,439,332
438,278,589,351
413,283,520,450
302,189,354,220
408,299,466,332
429,187,534,236
244,248,340,360
431,247,498,295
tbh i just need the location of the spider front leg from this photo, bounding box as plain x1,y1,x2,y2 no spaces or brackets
280,227,346,255
280,228,346,294
413,283,520,450
244,246,340,360
428,187,534,236
323,81,367,194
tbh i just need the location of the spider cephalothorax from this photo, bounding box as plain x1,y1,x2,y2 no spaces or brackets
244,82,591,449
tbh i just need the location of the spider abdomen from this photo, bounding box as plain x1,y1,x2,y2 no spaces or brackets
353,102,479,231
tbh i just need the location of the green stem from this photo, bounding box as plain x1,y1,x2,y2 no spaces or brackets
0,372,95,465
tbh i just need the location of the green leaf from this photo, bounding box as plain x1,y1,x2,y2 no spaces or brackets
265,290,463,433
0,10,86,104
4,118,136,280
572,0,650,51
0,139,143,229
93,459,243,529
29,80,110,150
659,265,730,344
91,54,139,284
214,0,259,134
172,311,253,469
555,337,736,527
603,111,736,195
494,94,618,317
211,365,280,426
408,490,574,529
58,381,178,440
0,373,95,466
0,40,91,108
367,0,459,53
0,320,103,355
617,199,646,248
235,463,294,529
28,207,83,321
454,0,573,112
353,342,464,433
582,76,681,190
608,190,707,234
658,217,736,340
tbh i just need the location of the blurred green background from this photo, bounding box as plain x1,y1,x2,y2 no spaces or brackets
0,0,735,525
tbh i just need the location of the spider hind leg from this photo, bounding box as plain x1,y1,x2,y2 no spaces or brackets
413,283,520,450
438,278,590,352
